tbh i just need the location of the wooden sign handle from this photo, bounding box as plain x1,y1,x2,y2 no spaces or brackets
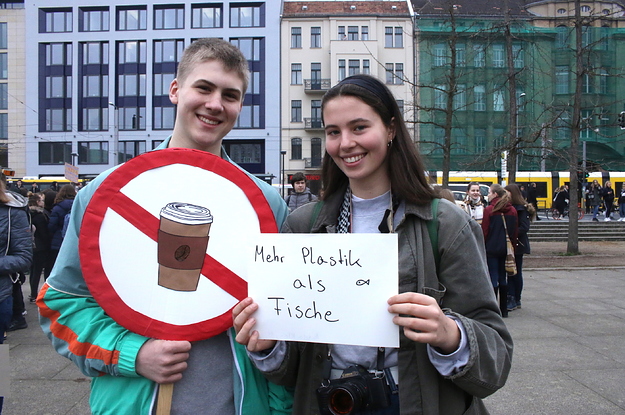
156,383,174,415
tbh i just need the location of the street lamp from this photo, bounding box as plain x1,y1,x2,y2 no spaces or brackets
280,150,287,198
108,102,119,165
71,152,78,166
515,93,526,169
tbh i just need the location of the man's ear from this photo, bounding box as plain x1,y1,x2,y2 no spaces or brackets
169,78,180,105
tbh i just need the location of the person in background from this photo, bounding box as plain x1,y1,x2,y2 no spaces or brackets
28,193,51,303
0,172,32,346
588,180,602,222
285,172,317,212
30,182,40,194
617,185,625,221
38,38,292,415
49,181,60,192
463,181,487,224
47,184,75,268
602,181,615,221
553,185,568,220
504,184,532,312
527,182,541,220
482,184,518,318
234,74,512,414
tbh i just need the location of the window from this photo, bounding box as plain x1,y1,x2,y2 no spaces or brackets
454,85,466,110
119,141,146,162
118,73,146,96
512,44,524,69
291,27,301,48
473,44,485,67
291,63,302,84
117,6,147,31
0,23,6,49
452,131,467,154
155,5,184,30
557,8,567,14
79,7,109,32
154,39,184,64
475,129,486,153
580,5,591,12
0,83,6,110
363,60,370,75
555,110,571,141
40,8,72,33
349,60,360,76
385,63,403,85
474,85,486,111
348,26,358,41
396,100,404,116
78,141,109,164
0,53,6,79
311,27,321,48
434,85,446,109
41,43,72,132
39,142,71,164
311,63,321,87
0,113,6,139
599,68,609,94
118,40,147,64
493,87,504,111
230,4,263,28
192,4,222,28
582,72,592,94
385,27,403,48
338,60,345,81
291,100,302,122
361,26,369,40
227,141,262,165
581,25,592,47
291,138,302,160
338,26,346,40
230,37,264,129
456,44,465,67
580,109,593,139
45,109,72,132
555,66,569,94
556,26,568,49
153,106,175,130
434,44,447,66
492,44,504,67
311,100,322,128
311,137,322,168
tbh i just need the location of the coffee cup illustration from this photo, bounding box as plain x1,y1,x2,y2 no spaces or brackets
157,202,213,291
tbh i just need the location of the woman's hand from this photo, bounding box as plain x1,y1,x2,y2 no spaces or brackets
232,297,277,353
388,292,460,354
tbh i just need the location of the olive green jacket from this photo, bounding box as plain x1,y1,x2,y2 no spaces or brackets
263,189,513,415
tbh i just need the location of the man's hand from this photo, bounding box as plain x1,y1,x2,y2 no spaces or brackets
136,339,191,384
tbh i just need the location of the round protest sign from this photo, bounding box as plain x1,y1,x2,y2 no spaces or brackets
79,148,278,341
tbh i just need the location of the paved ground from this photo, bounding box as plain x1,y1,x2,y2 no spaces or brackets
3,241,625,414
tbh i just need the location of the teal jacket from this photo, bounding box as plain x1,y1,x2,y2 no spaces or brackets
38,139,292,414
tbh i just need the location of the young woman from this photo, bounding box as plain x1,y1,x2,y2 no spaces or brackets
482,184,518,318
463,181,487,223
233,75,512,414
504,184,532,311
553,185,568,220
47,184,75,268
28,193,51,302
602,181,615,221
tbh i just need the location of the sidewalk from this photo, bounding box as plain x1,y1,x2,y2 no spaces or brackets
4,248,625,414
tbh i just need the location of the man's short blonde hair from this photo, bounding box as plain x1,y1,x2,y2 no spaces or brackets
176,38,249,96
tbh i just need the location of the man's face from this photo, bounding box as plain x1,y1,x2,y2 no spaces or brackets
293,180,306,193
169,60,244,155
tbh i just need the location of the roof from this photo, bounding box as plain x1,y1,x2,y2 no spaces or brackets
411,0,531,18
282,1,412,18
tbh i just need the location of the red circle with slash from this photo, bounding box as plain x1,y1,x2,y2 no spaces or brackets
79,148,278,341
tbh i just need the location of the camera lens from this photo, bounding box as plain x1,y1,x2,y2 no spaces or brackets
329,386,363,415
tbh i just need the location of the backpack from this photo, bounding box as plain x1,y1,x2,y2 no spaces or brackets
61,209,71,239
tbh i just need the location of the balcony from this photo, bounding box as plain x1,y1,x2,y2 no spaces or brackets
304,78,331,93
304,117,323,130
304,157,322,168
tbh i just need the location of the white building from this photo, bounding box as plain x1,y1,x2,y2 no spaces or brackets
23,1,281,182
280,0,415,194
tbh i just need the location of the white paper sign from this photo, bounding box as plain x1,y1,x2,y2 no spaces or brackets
248,233,399,348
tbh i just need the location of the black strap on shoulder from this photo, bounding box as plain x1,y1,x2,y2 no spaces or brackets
309,201,324,232
426,198,440,274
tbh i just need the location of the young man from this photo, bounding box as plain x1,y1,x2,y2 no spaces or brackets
38,39,291,415
285,172,317,212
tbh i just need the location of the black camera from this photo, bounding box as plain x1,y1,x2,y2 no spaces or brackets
316,365,391,415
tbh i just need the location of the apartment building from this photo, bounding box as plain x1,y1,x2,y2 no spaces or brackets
23,1,281,181
280,1,414,194
0,1,25,176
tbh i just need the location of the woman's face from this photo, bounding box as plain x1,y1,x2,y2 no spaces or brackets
323,96,394,197
468,185,481,199
488,188,497,201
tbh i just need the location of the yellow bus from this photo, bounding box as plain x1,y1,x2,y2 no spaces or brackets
7,176,87,192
